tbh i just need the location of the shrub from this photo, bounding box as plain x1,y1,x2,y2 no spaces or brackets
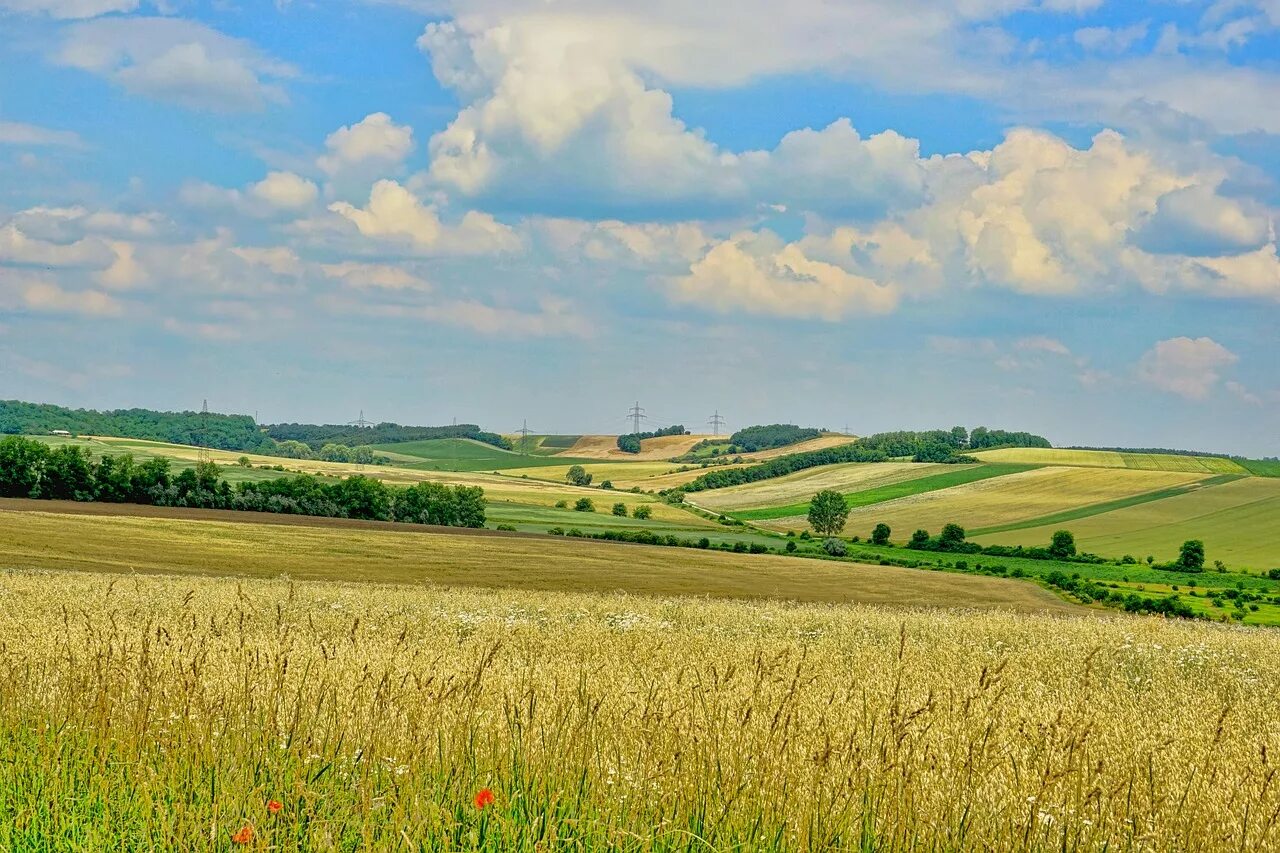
555,500,568,509
611,503,628,517
600,480,614,490
822,538,848,557
495,524,517,532
749,543,768,554
633,505,652,520
785,541,797,553
574,497,595,512
871,523,891,546
697,537,710,549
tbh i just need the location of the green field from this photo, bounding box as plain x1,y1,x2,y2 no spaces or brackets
727,463,1035,521
974,476,1280,570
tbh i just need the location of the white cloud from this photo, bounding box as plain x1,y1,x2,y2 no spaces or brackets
56,18,296,111
1074,22,1148,54
1136,336,1238,400
327,179,521,255
0,0,136,18
1131,185,1270,256
668,230,897,320
0,222,115,268
0,121,85,148
317,113,414,178
320,262,432,291
0,272,123,316
249,171,319,210
1226,380,1263,405
1014,335,1072,356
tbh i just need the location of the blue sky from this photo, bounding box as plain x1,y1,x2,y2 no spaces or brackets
0,0,1277,455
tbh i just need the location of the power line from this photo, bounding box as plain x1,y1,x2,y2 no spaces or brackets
518,419,532,455
708,410,726,436
348,409,373,429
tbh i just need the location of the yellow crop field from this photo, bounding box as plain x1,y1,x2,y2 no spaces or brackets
0,568,1275,850
0,506,1070,610
758,466,1205,535
694,462,948,512
975,476,1280,569
973,447,1248,474
739,433,858,460
560,434,715,460
495,460,678,485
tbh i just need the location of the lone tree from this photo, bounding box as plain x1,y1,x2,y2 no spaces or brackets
871,523,892,546
808,490,850,536
1177,539,1206,572
1049,530,1076,559
938,523,967,551
565,465,593,487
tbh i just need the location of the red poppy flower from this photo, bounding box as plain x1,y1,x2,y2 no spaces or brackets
473,788,495,810
267,799,283,815
231,824,254,844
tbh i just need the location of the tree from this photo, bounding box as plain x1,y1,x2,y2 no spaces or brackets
41,445,94,501
566,465,593,487
318,443,352,463
332,475,391,520
871,523,891,546
0,436,48,498
633,505,652,520
822,538,848,557
807,490,850,536
574,497,595,512
611,502,628,516
908,529,931,550
1177,539,1206,572
938,523,967,551
1049,530,1076,559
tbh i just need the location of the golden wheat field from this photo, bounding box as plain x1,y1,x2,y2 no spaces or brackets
2,569,1278,851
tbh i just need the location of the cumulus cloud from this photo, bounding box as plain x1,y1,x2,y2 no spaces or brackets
1131,185,1271,256
1136,336,1238,399
1014,336,1072,356
668,230,897,320
0,222,115,268
327,179,521,255
249,171,320,210
0,272,123,316
320,262,432,292
317,113,414,178
55,17,296,111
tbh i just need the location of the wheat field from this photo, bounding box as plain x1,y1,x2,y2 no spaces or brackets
1,569,1277,851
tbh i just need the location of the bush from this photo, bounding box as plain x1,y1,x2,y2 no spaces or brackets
1267,568,1280,581
697,537,710,549
574,497,595,512
555,500,568,509
566,465,593,487
822,538,848,557
495,524,517,531
600,480,614,490
785,541,797,553
633,505,652,520
749,543,768,554
611,503,628,517
871,523,891,546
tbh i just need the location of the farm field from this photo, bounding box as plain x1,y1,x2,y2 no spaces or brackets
0,506,1069,610
367,437,593,472
754,466,1210,535
975,476,1280,570
559,433,714,460
0,569,1276,849
495,460,679,485
973,447,1249,474
693,461,950,512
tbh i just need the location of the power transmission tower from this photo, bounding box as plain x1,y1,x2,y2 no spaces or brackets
519,419,532,455
197,399,211,464
349,409,373,429
627,401,646,434
708,410,726,436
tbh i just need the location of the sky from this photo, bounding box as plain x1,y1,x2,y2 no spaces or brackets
0,0,1277,455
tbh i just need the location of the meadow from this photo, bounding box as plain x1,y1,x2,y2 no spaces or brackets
0,568,1276,850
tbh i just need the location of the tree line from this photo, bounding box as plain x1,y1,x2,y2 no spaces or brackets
727,424,822,452
681,426,1051,492
266,422,511,451
0,436,485,527
617,425,688,454
1,400,274,452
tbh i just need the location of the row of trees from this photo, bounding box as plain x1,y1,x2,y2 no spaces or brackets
683,426,1051,492
0,437,485,527
616,425,688,454
728,424,823,452
266,422,511,451
0,400,274,452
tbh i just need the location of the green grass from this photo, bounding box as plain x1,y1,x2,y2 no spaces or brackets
730,463,1036,521
369,438,594,472
1239,458,1280,477
969,474,1246,536
485,501,782,546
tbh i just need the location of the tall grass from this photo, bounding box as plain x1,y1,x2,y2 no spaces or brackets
0,570,1277,850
